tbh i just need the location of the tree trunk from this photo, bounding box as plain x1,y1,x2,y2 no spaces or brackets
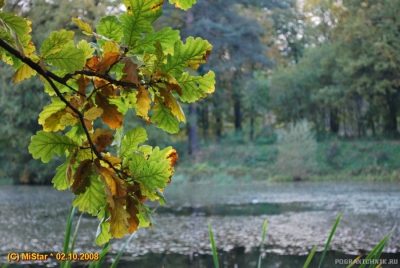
233,95,242,135
250,105,255,141
201,102,209,142
187,103,200,154
384,90,398,136
329,108,339,134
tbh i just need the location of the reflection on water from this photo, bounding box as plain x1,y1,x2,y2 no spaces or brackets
1,181,400,267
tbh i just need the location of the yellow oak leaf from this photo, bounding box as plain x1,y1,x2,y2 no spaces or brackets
98,166,126,198
102,41,119,53
108,197,130,238
159,89,186,123
84,107,104,121
72,18,93,35
43,109,67,132
136,85,151,120
13,63,33,83
60,113,79,126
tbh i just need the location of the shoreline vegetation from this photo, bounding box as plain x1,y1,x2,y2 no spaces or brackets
2,138,400,185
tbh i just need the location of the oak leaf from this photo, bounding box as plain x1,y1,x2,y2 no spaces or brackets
108,197,130,238
135,85,151,120
71,159,92,195
97,52,120,75
95,93,123,129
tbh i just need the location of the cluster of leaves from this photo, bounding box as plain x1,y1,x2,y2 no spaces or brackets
0,0,215,243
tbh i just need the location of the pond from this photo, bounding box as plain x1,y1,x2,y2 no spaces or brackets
1,181,400,267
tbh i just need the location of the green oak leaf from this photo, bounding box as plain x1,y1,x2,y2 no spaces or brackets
28,131,78,163
129,157,171,201
96,15,124,43
73,171,106,216
77,40,95,60
66,124,86,145
150,102,180,134
45,46,86,73
131,27,179,55
169,0,196,10
162,37,212,78
95,221,112,245
108,97,128,114
120,127,148,159
0,12,31,40
137,202,152,227
178,70,216,102
40,30,74,58
120,0,163,48
52,156,75,191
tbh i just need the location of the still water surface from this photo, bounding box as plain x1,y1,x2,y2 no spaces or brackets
1,181,400,267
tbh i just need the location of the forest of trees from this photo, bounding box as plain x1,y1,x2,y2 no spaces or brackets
1,0,399,183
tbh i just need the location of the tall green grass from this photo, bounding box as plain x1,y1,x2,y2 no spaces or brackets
59,202,135,268
208,213,392,268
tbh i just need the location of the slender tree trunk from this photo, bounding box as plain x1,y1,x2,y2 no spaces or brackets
233,94,242,135
201,102,209,142
250,105,255,141
187,103,200,154
330,108,339,134
384,90,398,136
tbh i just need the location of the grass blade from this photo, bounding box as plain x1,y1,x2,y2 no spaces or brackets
208,222,220,268
257,219,268,268
303,244,318,268
318,212,342,268
60,200,76,268
89,242,110,268
1,263,10,268
346,255,363,268
359,232,391,268
110,232,136,268
66,213,83,268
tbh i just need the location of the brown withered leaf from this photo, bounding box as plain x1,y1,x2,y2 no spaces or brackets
126,195,139,233
94,160,114,209
76,75,90,102
166,83,182,96
67,149,79,186
94,78,116,98
90,128,114,152
136,85,151,120
120,57,139,87
71,160,92,195
95,93,123,130
86,56,100,71
97,52,120,75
